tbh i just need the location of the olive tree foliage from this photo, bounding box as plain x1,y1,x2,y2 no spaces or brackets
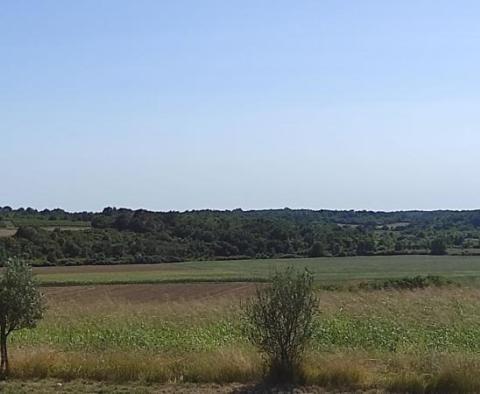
243,267,317,383
0,258,44,376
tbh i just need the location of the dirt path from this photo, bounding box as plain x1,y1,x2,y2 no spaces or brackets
0,380,381,393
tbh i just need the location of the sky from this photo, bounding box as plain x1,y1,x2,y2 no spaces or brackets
2,1,480,212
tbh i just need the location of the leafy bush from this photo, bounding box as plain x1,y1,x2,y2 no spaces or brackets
431,238,447,255
242,267,317,383
0,258,44,376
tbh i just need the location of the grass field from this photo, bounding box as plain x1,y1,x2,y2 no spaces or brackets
33,255,480,286
9,218,90,227
6,282,480,392
0,218,90,238
6,255,480,392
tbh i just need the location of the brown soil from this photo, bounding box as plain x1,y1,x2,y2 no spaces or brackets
0,379,381,393
0,228,17,238
33,263,182,275
43,282,258,304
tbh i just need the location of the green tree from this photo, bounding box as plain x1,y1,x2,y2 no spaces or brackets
243,267,317,383
308,242,324,257
0,259,44,376
430,238,447,255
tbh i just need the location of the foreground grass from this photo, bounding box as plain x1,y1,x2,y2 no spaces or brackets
0,379,246,393
33,255,480,286
6,285,480,392
8,350,480,393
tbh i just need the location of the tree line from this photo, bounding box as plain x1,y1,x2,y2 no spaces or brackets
1,207,480,265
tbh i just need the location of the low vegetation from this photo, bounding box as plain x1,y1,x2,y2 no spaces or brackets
243,268,317,382
1,277,480,391
357,275,455,291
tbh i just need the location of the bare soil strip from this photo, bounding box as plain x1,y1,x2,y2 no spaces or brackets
43,282,257,303
0,228,17,238
33,263,183,274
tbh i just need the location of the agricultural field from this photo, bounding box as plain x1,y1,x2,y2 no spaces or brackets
1,255,480,392
7,218,90,228
32,255,480,286
0,218,90,238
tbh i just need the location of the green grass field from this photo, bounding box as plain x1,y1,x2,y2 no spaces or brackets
34,255,480,286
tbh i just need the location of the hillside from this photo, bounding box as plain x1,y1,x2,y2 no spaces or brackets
1,206,480,265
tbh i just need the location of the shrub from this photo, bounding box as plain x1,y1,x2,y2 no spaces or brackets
0,258,45,377
242,267,317,383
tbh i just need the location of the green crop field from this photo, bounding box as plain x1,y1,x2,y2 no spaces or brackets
33,255,480,286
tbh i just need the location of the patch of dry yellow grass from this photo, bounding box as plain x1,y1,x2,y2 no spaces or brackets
10,347,262,384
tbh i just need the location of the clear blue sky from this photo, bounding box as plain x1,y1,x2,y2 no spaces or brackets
2,1,480,212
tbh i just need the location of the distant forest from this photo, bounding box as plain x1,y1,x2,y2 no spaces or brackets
1,207,480,266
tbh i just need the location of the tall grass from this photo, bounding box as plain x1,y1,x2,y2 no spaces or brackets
10,347,262,383
13,287,480,354
8,286,480,390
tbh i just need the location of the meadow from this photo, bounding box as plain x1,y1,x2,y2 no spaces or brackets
6,255,480,392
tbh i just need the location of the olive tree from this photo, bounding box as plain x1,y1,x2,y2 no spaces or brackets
0,258,44,376
243,267,317,383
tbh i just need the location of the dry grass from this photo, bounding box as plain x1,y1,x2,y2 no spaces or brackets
7,284,480,391
10,347,261,384
385,359,480,393
303,354,368,390
0,228,17,238
41,283,480,322
11,347,480,392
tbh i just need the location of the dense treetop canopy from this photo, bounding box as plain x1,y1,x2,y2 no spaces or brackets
1,207,480,265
